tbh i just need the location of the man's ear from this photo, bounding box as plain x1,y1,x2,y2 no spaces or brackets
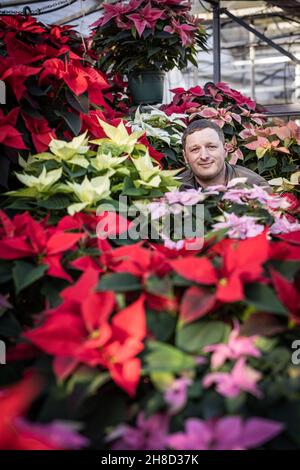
183,150,188,165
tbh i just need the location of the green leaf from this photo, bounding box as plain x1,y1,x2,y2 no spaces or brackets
56,110,81,136
37,195,71,210
245,283,288,315
97,272,141,292
176,321,229,353
0,261,13,284
147,310,176,342
264,156,277,169
144,341,196,374
0,312,22,337
149,371,174,392
146,275,172,297
13,261,48,295
122,176,148,196
65,89,89,115
268,260,300,282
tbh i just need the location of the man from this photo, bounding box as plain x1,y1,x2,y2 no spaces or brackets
179,119,272,192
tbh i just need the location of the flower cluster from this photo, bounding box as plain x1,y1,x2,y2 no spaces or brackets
91,0,207,74
0,15,131,188
160,83,300,185
5,120,180,215
145,179,300,248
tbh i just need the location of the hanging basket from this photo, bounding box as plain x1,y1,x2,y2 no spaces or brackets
128,70,165,105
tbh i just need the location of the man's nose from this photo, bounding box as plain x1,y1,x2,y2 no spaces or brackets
198,147,210,160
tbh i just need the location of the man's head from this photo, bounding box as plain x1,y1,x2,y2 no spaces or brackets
182,119,227,184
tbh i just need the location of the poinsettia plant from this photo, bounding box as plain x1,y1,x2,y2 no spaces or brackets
0,15,131,189
1,13,300,450
129,106,187,168
4,119,180,216
91,0,207,74
145,178,300,250
1,201,300,449
159,82,300,187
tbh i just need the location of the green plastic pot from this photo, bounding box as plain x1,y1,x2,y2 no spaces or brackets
128,70,165,105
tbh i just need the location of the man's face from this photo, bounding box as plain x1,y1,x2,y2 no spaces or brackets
183,128,227,182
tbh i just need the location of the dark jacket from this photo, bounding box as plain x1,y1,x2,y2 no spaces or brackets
179,161,272,193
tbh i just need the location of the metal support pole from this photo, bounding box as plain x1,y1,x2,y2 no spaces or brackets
249,27,256,100
294,63,300,104
221,7,300,65
212,0,221,83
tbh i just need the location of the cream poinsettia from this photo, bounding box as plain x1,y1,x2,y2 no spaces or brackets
65,175,111,215
90,151,128,173
90,118,145,155
34,132,90,168
131,147,181,189
13,167,62,194
269,171,300,192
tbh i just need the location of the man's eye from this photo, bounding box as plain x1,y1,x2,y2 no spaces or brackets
208,145,217,149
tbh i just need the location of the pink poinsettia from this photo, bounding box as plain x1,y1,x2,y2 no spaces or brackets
164,377,192,413
108,412,169,450
244,135,290,156
203,357,263,398
164,19,197,46
166,416,284,450
91,0,142,28
203,322,261,368
128,3,165,36
212,213,265,239
190,105,242,128
270,120,300,144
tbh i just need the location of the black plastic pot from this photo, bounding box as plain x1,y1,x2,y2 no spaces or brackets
128,70,165,105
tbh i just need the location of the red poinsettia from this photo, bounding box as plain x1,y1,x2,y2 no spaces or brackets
170,232,270,303
0,211,83,281
0,15,45,34
0,108,26,149
101,243,171,279
270,268,300,324
24,268,146,396
0,374,46,449
0,56,41,101
21,113,55,153
0,374,88,449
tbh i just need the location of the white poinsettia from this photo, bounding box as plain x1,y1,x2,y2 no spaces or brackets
15,167,62,193
131,148,181,189
66,175,111,215
91,151,128,172
37,132,90,167
269,171,300,192
90,118,145,155
131,149,161,187
130,106,186,145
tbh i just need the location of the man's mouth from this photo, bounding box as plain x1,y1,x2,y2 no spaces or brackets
198,162,214,168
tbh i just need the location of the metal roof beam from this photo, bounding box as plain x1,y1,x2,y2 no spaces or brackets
220,7,300,64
